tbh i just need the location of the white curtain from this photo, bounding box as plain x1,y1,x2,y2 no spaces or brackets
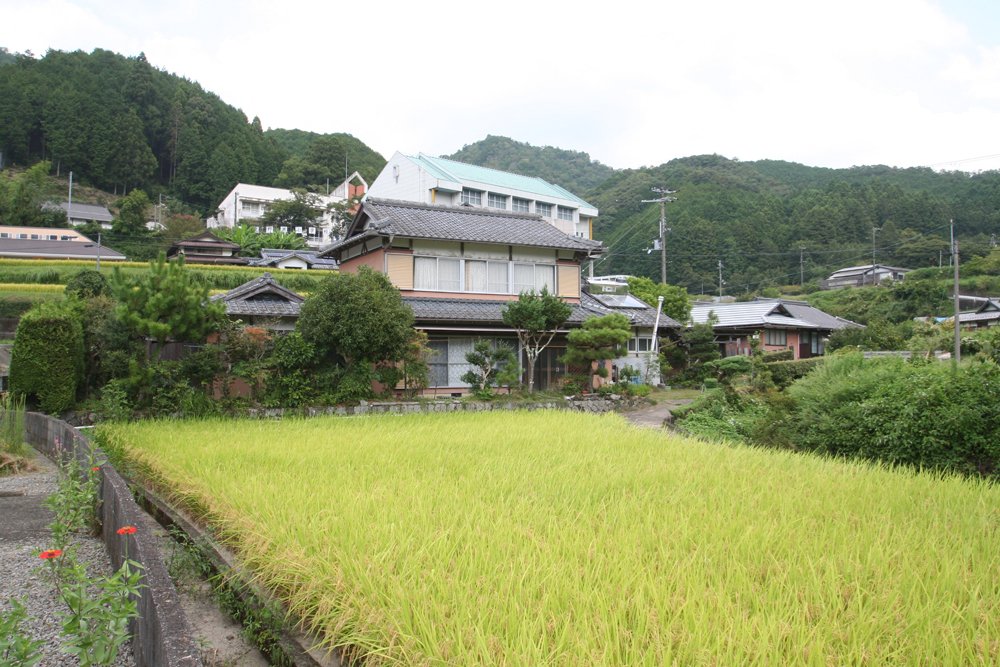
439,259,461,291
488,262,509,293
513,263,534,293
535,265,555,292
466,260,488,292
414,257,437,289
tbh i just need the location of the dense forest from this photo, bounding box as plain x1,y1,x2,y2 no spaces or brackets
452,142,1000,294
0,48,385,213
2,47,999,293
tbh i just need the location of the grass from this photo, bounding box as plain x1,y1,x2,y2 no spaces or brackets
99,412,1000,665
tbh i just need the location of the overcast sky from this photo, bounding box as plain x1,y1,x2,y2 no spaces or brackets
5,0,1000,172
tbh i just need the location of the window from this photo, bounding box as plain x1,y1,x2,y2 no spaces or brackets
461,188,483,206
0,233,8,238
487,193,507,209
427,337,518,387
764,329,787,346
265,226,274,234
414,257,549,294
557,206,574,221
48,235,58,240
535,202,553,217
280,226,288,233
30,234,39,240
512,197,530,213
294,226,303,234
628,337,653,353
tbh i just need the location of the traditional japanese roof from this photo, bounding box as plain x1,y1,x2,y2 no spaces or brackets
324,199,604,257
957,298,1000,323
0,238,126,261
211,272,304,318
404,297,594,327
407,154,596,212
250,248,338,270
827,263,910,279
689,301,819,330
753,298,863,330
172,231,241,250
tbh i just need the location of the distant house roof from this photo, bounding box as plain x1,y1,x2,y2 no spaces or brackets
403,297,594,328
406,154,597,212
47,202,114,223
323,199,604,258
827,264,910,280
249,248,337,270
957,298,1000,324
690,301,820,330
210,272,304,318
580,291,680,329
753,298,863,330
168,231,246,265
0,237,126,261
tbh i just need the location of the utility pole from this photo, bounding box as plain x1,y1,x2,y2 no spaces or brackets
952,219,960,372
718,259,724,298
67,171,73,225
871,226,880,270
641,188,676,284
799,247,805,286
96,232,101,271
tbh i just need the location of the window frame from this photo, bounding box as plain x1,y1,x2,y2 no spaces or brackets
557,206,574,221
764,329,787,346
461,188,483,206
487,193,508,209
413,256,556,295
512,197,530,213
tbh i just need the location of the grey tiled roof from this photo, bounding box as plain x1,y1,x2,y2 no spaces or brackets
404,297,594,326
250,248,338,270
211,272,304,318
324,199,604,256
690,301,819,330
45,202,114,223
754,298,862,330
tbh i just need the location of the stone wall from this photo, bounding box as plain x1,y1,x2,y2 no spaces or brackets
24,413,203,667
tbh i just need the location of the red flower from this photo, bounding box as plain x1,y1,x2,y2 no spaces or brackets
39,549,63,559
116,526,137,535
91,466,100,472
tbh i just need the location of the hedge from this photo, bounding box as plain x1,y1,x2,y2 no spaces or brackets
9,301,84,414
768,357,824,388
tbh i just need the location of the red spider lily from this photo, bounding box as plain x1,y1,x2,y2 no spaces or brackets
39,549,63,559
91,466,100,472
116,526,137,535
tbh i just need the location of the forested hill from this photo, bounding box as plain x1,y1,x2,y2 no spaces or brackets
447,135,614,196
0,48,384,212
449,138,1000,294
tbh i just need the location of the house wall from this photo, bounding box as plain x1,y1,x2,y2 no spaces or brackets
276,257,309,270
367,153,435,204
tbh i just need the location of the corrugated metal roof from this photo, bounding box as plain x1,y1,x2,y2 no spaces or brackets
412,154,597,211
690,301,818,329
754,298,863,330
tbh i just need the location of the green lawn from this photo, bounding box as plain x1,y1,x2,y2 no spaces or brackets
100,412,1000,665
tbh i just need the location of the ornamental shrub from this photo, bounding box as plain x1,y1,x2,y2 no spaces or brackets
10,301,84,414
768,357,824,389
786,354,1000,478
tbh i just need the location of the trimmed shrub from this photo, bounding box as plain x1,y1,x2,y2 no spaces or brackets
768,357,825,388
64,269,110,299
10,301,84,413
787,354,1000,478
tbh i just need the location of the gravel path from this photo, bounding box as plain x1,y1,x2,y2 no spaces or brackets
0,449,135,667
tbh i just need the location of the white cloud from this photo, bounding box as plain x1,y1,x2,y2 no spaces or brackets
3,0,1000,171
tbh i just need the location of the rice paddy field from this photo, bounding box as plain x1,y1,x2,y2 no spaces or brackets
99,411,1000,665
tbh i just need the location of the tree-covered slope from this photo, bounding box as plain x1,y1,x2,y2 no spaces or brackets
446,135,614,198
265,128,386,190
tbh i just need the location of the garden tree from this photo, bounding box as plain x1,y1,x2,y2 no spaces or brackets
461,340,517,399
259,190,325,229
625,276,691,323
297,267,414,390
111,253,225,358
10,301,85,414
400,330,432,398
562,314,631,387
112,188,151,235
666,312,720,383
501,288,572,393
217,224,264,257
0,161,62,227
64,269,110,299
157,213,204,246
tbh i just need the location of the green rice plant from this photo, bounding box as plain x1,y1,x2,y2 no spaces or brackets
99,412,1000,665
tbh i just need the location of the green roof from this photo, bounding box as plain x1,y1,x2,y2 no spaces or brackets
412,154,596,211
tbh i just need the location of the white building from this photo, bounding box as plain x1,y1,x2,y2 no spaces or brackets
366,153,598,238
206,173,367,249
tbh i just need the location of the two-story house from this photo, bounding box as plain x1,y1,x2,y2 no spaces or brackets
206,173,367,248
320,198,674,394
366,153,597,239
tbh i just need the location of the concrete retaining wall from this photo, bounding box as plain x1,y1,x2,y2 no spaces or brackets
246,396,642,419
24,413,203,667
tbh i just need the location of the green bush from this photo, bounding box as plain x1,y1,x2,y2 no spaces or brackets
787,354,1000,478
9,301,84,413
768,357,825,389
64,269,110,299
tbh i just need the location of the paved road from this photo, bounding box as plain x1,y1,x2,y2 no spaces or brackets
622,398,694,429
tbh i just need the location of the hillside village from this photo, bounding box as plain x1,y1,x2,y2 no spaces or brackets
1,45,999,667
